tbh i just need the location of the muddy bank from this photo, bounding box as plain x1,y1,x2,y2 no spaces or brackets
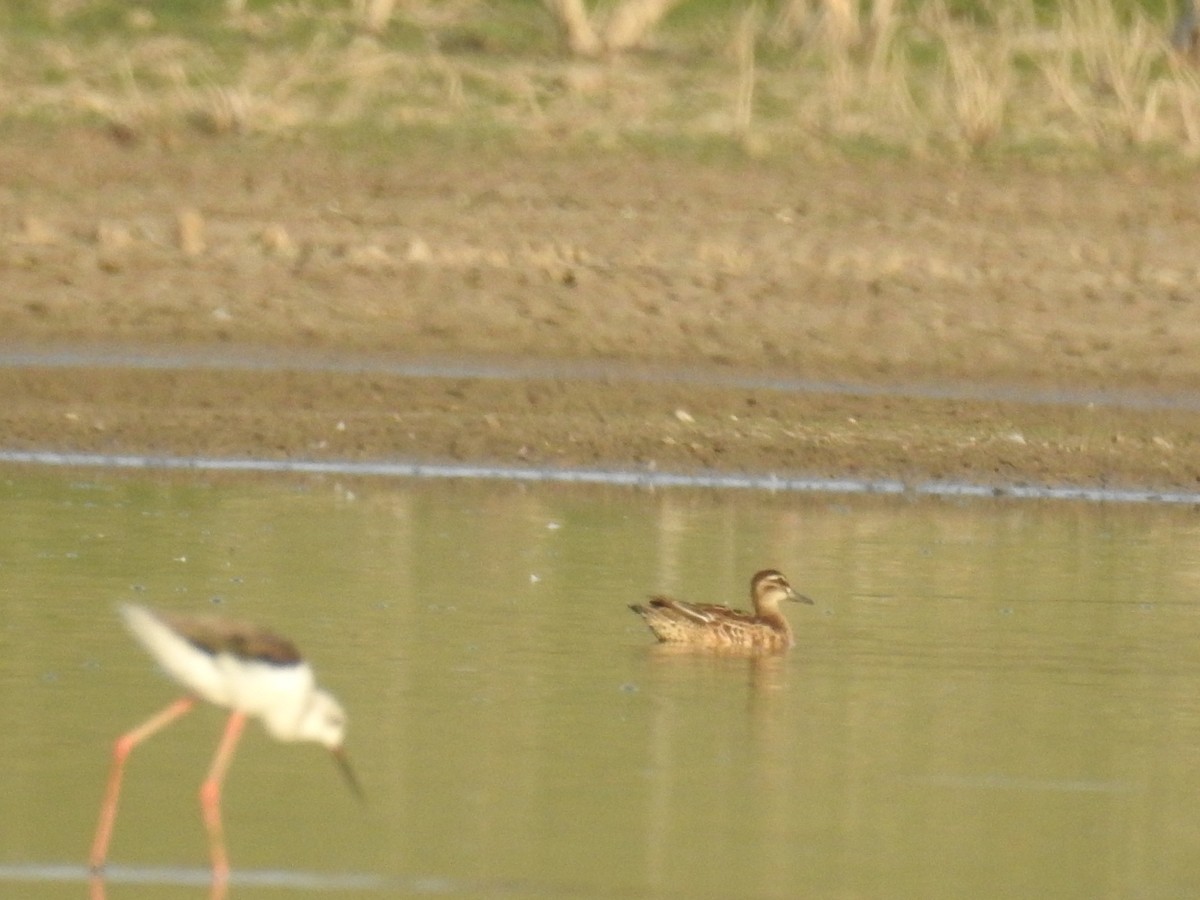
3,129,1200,491
3,360,1198,492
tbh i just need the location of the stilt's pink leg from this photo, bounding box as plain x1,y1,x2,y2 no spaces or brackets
199,711,247,882
89,697,196,872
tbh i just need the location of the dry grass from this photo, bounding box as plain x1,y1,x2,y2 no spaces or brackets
1,0,1198,158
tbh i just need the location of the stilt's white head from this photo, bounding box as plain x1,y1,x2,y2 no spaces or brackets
293,688,348,749
278,687,363,801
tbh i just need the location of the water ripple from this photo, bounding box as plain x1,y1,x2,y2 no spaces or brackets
1,449,1197,505
906,773,1134,794
0,862,604,897
0,862,387,891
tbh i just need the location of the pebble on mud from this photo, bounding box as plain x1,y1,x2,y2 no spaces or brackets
347,244,392,272
96,221,134,251
19,216,59,246
407,237,433,263
177,207,206,257
260,224,297,258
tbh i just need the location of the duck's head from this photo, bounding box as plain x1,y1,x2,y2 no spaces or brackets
751,569,814,609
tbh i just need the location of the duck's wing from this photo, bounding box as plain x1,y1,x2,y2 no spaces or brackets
648,597,756,625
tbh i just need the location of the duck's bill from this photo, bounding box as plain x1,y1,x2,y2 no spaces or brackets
331,746,365,802
789,593,816,605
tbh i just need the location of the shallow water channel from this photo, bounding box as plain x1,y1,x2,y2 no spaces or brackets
3,471,1200,898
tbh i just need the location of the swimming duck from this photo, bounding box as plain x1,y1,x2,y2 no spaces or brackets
629,569,813,651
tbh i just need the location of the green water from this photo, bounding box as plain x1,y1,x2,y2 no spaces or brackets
2,472,1200,899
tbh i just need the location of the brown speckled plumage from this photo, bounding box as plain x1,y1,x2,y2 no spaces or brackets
629,569,813,651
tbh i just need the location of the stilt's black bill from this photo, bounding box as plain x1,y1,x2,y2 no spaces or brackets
332,747,365,802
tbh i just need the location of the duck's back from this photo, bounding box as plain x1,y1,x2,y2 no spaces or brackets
630,597,791,650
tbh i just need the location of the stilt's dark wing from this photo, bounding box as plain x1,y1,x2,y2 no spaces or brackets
160,611,303,666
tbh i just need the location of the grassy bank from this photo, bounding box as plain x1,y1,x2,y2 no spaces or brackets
0,0,1197,159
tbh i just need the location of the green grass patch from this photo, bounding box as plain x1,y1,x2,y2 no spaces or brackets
0,0,1195,163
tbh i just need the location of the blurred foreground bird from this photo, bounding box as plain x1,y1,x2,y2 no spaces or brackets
89,604,361,881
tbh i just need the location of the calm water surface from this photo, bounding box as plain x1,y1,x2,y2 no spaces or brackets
2,472,1200,899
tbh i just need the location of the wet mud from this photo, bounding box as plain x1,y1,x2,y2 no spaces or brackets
3,128,1200,493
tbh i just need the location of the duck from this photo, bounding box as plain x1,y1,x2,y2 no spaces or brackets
629,569,813,651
